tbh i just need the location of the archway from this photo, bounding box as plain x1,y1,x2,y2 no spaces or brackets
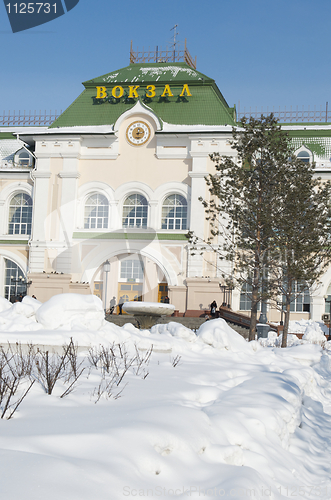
91,252,171,312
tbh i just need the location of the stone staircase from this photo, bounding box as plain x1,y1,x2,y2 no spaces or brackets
105,314,249,338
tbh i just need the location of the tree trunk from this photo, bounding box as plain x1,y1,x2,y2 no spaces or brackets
249,287,259,341
281,291,291,348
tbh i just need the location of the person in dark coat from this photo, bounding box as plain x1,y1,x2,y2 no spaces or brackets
109,296,116,314
210,300,217,317
118,296,124,315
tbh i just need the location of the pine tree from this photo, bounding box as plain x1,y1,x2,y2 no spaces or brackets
269,155,331,347
189,114,331,344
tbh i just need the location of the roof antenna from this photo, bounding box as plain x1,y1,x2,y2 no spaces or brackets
170,24,179,62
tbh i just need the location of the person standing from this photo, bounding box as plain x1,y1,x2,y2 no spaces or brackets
109,296,116,314
210,300,217,318
118,296,124,315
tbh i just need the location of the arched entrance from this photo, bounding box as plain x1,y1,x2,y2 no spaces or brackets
91,252,170,312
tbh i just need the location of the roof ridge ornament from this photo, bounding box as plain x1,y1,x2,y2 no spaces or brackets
129,38,197,69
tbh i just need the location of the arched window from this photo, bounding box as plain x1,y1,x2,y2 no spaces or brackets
4,259,26,301
8,193,32,235
162,194,187,230
84,193,109,229
297,151,310,164
122,194,148,228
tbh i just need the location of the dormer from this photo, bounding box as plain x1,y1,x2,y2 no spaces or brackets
14,148,34,167
295,145,313,164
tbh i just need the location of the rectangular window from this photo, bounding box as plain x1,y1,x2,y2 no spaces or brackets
120,260,144,281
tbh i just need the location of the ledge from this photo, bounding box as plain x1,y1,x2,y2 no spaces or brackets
0,239,29,245
72,232,188,241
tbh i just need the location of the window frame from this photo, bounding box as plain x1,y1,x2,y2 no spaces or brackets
8,192,33,236
4,258,27,301
122,193,149,229
282,281,310,313
239,282,261,311
84,192,109,230
161,193,188,231
295,146,313,165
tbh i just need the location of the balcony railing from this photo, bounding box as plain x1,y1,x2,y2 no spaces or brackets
0,160,32,171
0,106,330,127
0,110,62,126
237,105,330,123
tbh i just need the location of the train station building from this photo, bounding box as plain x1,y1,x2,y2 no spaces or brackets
1,46,331,321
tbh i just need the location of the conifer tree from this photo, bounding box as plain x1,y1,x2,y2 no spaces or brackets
269,154,331,347
189,114,331,344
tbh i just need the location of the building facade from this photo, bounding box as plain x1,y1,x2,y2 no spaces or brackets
1,58,331,321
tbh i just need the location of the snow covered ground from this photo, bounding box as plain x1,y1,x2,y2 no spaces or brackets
0,294,330,499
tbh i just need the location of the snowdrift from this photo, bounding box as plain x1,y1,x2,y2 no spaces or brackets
0,294,330,499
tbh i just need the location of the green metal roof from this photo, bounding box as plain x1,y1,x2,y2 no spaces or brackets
286,128,331,159
83,62,214,86
50,62,236,129
0,132,18,139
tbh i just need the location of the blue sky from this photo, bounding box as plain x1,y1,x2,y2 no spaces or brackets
1,0,330,117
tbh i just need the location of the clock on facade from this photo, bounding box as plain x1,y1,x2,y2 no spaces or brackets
126,121,151,146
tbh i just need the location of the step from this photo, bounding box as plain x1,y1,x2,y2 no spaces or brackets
106,314,249,338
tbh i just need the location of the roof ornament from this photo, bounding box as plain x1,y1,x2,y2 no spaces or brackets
129,31,197,69
170,24,179,63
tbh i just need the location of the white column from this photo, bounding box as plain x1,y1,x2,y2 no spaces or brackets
56,157,80,274
29,169,51,272
187,152,209,278
0,200,5,235
311,295,325,322
149,200,158,230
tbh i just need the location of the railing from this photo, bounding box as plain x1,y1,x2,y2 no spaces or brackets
0,160,32,171
130,39,197,69
237,105,330,123
218,306,251,328
0,110,62,126
1,106,330,126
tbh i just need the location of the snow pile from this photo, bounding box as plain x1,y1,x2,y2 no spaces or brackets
198,318,253,352
261,320,329,348
0,300,330,499
290,318,328,338
151,321,197,342
0,296,43,332
35,293,104,330
0,296,12,312
0,294,130,346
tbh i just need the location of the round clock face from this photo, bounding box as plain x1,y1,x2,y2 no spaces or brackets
126,121,151,146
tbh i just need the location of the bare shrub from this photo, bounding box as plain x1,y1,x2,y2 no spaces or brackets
172,355,181,367
0,346,35,419
88,342,154,403
64,339,84,380
132,345,153,379
0,343,35,379
33,343,73,395
91,372,127,404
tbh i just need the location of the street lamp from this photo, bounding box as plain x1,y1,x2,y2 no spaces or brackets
323,295,331,341
219,284,233,308
10,274,31,301
277,301,284,326
103,260,110,315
